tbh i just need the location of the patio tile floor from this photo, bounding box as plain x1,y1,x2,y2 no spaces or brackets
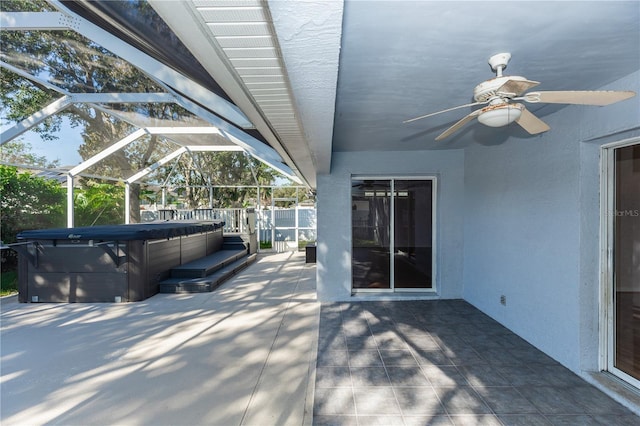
313,300,639,426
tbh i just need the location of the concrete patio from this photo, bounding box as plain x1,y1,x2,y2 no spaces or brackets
1,252,318,426
1,252,639,426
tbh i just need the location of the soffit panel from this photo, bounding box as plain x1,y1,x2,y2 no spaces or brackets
190,0,315,186
207,22,271,37
216,36,274,49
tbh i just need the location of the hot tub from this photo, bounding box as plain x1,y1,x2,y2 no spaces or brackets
15,221,224,303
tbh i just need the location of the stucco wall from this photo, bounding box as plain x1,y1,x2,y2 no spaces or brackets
578,71,640,372
463,70,640,372
316,71,639,375
463,123,583,369
316,150,465,301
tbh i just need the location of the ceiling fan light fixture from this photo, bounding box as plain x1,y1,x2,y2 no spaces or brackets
404,53,636,140
477,103,524,127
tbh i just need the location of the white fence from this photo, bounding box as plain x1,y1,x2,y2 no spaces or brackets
144,207,316,252
259,207,317,252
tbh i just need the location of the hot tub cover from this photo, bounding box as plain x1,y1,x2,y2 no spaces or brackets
17,221,225,241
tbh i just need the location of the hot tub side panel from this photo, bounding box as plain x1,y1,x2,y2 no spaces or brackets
17,252,29,303
23,243,128,303
181,233,209,264
207,228,224,255
127,240,145,302
145,237,182,297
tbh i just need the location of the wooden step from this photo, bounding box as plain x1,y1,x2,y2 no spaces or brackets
170,249,247,279
223,234,249,251
159,253,257,293
222,242,247,251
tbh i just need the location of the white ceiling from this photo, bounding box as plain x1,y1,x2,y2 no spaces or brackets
154,1,639,187
329,0,640,152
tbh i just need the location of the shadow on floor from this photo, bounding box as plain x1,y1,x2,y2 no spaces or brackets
313,300,639,426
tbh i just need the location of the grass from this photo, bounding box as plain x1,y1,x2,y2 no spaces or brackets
260,241,272,249
298,240,316,250
1,269,18,296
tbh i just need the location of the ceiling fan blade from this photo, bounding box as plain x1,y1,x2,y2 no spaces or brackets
435,110,481,140
496,78,540,96
403,101,485,124
522,90,636,106
515,106,550,135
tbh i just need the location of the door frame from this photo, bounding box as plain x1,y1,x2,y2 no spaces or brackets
350,175,437,294
599,136,640,389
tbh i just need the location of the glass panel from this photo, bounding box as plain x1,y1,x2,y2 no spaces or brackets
394,180,433,289
352,179,391,289
0,71,59,127
60,0,227,98
614,144,640,380
1,30,163,94
96,103,237,149
275,228,296,242
0,72,77,168
1,0,55,12
96,103,213,129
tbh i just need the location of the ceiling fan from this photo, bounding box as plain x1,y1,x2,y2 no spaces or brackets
404,53,636,141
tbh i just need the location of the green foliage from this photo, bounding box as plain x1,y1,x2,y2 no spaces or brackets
0,0,54,12
173,152,278,208
1,270,18,297
272,186,314,206
74,181,125,226
0,139,60,168
0,165,66,267
260,241,273,249
0,165,66,238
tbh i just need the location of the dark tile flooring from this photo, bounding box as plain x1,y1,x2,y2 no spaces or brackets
312,300,639,426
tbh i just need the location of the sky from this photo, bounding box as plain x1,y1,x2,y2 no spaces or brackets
1,116,84,167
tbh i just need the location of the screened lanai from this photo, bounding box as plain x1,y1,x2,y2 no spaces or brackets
0,0,315,234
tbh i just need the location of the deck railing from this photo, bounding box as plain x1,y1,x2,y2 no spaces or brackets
146,207,316,251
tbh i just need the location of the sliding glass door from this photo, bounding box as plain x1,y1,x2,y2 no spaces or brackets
351,177,435,292
603,140,640,389
352,179,392,289
394,180,434,289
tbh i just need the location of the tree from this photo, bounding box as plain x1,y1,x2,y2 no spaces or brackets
73,180,125,226
0,165,65,267
171,151,278,209
1,0,304,218
0,139,60,168
0,0,180,222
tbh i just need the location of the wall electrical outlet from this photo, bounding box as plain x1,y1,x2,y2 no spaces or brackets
500,295,506,306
